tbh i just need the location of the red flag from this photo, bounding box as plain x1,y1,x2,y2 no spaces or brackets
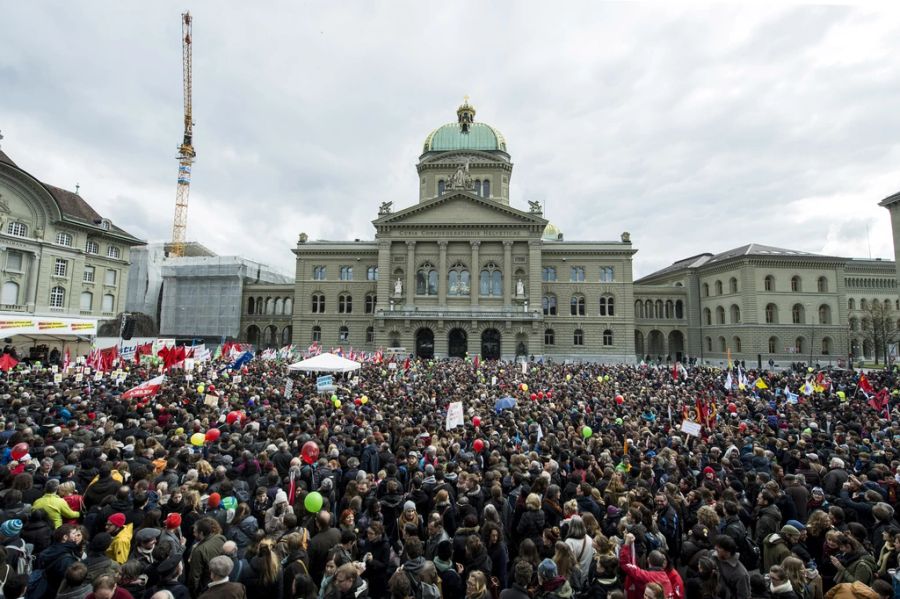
0,354,18,372
474,355,480,370
672,362,679,381
403,357,410,371
869,388,890,413
695,398,708,426
859,374,874,397
62,348,71,373
121,375,166,399
99,346,118,371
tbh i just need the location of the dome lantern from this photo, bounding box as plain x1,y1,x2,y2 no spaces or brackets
457,96,476,133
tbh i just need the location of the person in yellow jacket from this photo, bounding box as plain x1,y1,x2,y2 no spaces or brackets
31,479,80,528
105,512,133,565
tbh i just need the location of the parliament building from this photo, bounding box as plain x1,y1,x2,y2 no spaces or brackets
240,100,899,365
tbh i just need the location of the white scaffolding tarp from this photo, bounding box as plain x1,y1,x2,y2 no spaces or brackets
287,352,361,373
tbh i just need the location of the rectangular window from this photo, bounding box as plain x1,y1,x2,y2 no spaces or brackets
56,232,73,247
104,269,117,286
6,251,22,272
83,266,95,283
54,258,68,277
367,267,378,281
600,267,614,282
102,294,115,313
107,245,121,259
313,266,326,280
49,287,65,308
570,267,585,282
6,222,27,237
80,292,92,311
340,266,353,281
85,240,99,254
542,267,557,282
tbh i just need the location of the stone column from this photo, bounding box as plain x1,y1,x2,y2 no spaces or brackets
405,241,416,308
438,240,448,307
528,240,542,314
25,249,39,310
470,241,480,308
503,241,513,307
376,240,391,312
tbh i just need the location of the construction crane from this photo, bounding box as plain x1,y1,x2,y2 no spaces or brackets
170,11,194,257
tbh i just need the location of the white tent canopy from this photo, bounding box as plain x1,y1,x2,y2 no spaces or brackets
287,352,361,373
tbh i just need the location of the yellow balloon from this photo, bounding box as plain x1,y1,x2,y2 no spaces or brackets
361,396,368,404
197,385,205,393
597,376,602,382
522,384,528,392
334,400,342,409
566,374,572,381
190,432,204,447
175,427,184,435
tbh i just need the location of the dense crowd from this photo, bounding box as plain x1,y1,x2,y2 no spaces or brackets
0,353,898,599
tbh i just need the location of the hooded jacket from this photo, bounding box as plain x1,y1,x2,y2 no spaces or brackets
106,523,134,565
619,544,673,599
716,553,751,599
754,504,782,546
762,533,793,571
536,576,573,599
833,551,877,586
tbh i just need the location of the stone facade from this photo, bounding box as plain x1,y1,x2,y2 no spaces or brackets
0,148,142,320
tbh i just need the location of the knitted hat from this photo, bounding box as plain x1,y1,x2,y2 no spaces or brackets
221,496,238,511
780,524,800,537
538,558,558,579
88,532,112,552
208,493,221,508
703,466,715,476
107,513,126,529
0,519,22,537
274,490,288,505
785,519,806,531
403,500,416,512
436,539,453,561
165,513,182,530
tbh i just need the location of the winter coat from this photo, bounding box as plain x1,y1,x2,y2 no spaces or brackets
823,582,880,599
188,533,227,595
716,553,751,599
31,492,80,529
770,580,799,598
21,517,52,555
198,581,249,599
499,583,532,599
536,576,573,599
619,544,673,599
107,523,134,565
242,555,284,599
755,505,782,547
517,509,546,547
226,516,259,556
35,541,81,599
763,533,793,571
833,551,877,586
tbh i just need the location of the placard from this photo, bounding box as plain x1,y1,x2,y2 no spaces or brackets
446,401,464,430
204,394,219,407
53,374,62,383
232,375,242,384
680,420,702,437
75,374,83,383
284,378,294,398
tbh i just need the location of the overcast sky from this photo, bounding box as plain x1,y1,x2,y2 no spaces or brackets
2,2,899,278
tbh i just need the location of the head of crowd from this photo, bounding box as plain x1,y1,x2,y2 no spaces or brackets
0,351,899,599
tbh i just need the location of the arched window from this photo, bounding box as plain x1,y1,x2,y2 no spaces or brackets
311,293,325,313
768,336,778,354
861,299,868,310
848,298,855,311
367,266,378,281
764,275,775,291
765,303,778,324
283,298,293,314
791,276,801,292
603,329,613,346
49,286,65,308
542,267,557,282
6,222,27,237
79,291,92,311
447,261,470,296
718,337,726,352
570,267,586,282
437,179,446,195
734,336,742,352
818,304,831,324
482,179,490,198
795,337,805,354
821,337,831,355
544,329,555,345
102,293,115,313
675,300,684,319
635,300,644,318
665,300,673,319
473,179,481,196
599,295,615,316
312,326,321,342
704,308,711,325
247,297,255,314
338,294,353,314
573,329,584,346
1,282,19,305
645,300,653,318
479,262,501,296
256,297,263,314
570,295,585,316
56,232,73,247
849,317,858,331
417,262,438,295
282,326,292,346
366,326,375,343
702,283,709,297
817,276,828,292
338,326,349,343
729,277,738,294
542,295,557,316
365,293,376,314
792,303,804,324
885,299,891,310
274,298,283,314
730,304,741,324
265,297,274,314
107,246,121,259
716,306,725,324
715,280,723,295
313,266,326,280
705,337,712,352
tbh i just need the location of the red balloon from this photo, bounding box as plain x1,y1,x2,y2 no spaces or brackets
546,390,553,398
727,402,738,414
530,393,537,401
226,411,242,425
301,441,320,465
537,391,544,399
205,428,221,442
472,416,481,427
615,395,624,405
10,443,28,461
354,398,362,406
473,439,484,452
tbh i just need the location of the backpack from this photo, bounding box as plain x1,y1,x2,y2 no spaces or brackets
24,567,48,599
6,542,34,576
726,520,759,571
403,567,440,599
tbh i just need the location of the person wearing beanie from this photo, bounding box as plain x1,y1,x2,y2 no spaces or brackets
105,512,133,565
762,525,799,572
537,557,575,598
264,490,289,535
0,518,23,539
160,513,186,559
32,478,80,529
398,500,423,540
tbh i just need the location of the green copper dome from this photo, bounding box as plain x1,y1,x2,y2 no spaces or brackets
423,122,507,153
423,99,507,153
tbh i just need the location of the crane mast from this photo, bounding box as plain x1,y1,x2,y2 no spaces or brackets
170,11,194,257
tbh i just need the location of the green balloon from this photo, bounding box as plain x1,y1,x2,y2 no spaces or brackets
582,426,593,439
304,491,323,513
331,394,338,402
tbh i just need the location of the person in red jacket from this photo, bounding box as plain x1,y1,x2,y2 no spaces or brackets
620,533,674,599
